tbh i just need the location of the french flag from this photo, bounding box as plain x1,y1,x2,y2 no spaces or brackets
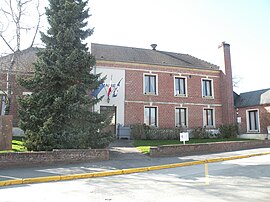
113,78,122,97
91,83,105,97
107,79,112,98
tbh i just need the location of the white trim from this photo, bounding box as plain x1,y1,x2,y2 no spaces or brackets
143,73,158,96
125,100,222,107
203,107,216,128
246,108,260,133
95,61,220,74
174,76,188,97
201,78,214,99
144,105,158,127
96,65,220,78
175,106,188,128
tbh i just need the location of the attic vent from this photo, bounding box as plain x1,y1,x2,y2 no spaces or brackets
150,44,157,50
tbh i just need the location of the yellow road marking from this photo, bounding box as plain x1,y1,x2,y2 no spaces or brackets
1,151,269,187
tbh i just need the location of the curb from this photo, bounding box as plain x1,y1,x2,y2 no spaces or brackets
1,151,270,187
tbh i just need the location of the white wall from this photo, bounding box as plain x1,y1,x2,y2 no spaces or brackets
94,66,125,126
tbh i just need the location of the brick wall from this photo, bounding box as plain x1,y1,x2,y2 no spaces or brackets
0,115,12,150
237,105,270,134
98,61,230,130
219,42,236,125
0,149,109,169
150,140,270,157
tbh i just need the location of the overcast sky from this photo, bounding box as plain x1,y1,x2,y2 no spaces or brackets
1,0,269,94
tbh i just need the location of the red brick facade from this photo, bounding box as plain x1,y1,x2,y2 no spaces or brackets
7,43,268,138
96,43,234,131
237,105,270,135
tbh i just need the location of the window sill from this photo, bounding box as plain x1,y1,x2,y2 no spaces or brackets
202,96,214,99
176,125,188,129
175,94,187,98
144,92,158,96
145,125,158,128
204,125,215,129
247,130,260,133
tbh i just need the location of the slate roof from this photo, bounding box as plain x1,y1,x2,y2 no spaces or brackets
234,88,270,108
91,43,219,70
0,47,39,72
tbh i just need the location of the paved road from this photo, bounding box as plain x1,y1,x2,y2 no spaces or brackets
1,140,270,182
0,154,270,202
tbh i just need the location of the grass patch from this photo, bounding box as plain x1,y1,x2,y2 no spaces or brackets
134,138,252,154
0,136,27,153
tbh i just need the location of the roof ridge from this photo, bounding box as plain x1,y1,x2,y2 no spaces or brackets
92,43,153,52
239,88,270,95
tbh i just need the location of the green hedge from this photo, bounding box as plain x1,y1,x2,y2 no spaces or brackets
131,124,184,140
131,124,239,140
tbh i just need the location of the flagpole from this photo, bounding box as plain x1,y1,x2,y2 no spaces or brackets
107,75,113,103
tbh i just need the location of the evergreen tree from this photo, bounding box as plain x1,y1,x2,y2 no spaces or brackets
18,0,114,151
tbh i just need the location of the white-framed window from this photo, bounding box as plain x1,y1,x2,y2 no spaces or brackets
144,106,157,127
203,108,215,127
246,109,260,132
0,95,6,115
175,107,188,128
202,79,214,98
174,76,187,97
144,74,158,95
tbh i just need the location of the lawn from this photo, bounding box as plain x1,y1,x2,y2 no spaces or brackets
133,138,251,154
0,137,27,153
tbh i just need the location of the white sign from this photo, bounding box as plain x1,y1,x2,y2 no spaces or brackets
180,132,189,144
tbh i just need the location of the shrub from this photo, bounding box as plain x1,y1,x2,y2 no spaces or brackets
131,124,183,140
145,127,182,140
190,127,210,139
131,124,150,140
219,124,238,138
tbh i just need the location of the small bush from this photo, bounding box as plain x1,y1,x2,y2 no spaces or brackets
190,127,210,139
131,124,150,140
219,124,238,138
145,127,182,140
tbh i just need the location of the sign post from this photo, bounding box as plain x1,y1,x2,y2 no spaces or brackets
180,132,189,145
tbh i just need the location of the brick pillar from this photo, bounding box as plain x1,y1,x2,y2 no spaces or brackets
0,115,13,150
219,42,235,125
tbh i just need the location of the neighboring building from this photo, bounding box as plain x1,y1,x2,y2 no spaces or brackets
0,48,37,125
234,89,270,139
91,42,235,135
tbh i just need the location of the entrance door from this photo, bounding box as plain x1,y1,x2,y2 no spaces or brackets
100,106,117,134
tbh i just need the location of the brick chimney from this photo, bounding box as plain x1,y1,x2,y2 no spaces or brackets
219,42,235,125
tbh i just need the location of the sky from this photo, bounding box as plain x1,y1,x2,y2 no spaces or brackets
1,0,269,94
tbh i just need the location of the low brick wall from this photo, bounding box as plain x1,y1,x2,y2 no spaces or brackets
150,140,270,157
0,149,109,169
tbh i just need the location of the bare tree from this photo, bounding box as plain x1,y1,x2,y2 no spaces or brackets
0,0,44,115
232,76,241,88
